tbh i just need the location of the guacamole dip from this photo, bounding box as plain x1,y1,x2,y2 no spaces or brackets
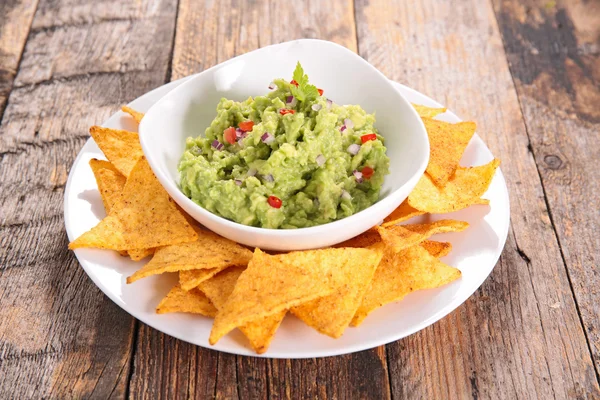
179,63,390,229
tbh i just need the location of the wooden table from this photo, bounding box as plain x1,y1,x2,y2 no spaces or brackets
1,0,599,398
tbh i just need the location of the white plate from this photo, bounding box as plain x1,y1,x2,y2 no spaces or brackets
64,77,509,358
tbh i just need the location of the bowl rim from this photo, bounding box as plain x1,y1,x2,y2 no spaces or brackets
139,38,429,237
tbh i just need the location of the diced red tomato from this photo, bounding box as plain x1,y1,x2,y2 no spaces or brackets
268,195,282,208
318,88,324,96
279,109,295,115
223,127,237,144
290,79,299,87
361,166,374,179
238,120,254,132
361,133,377,143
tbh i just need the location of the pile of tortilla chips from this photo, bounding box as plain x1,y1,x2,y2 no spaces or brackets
69,103,500,354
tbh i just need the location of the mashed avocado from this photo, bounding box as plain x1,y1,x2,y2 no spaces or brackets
179,63,390,229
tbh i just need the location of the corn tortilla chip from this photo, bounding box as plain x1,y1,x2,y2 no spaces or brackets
69,157,197,251
180,266,230,291
209,248,361,345
199,267,286,354
382,200,426,227
127,229,251,283
408,159,500,213
89,125,144,177
291,247,383,338
89,158,126,214
423,118,476,187
412,104,447,118
128,248,155,261
335,227,382,248
352,245,461,326
121,105,144,124
421,240,452,258
377,220,468,253
156,285,217,317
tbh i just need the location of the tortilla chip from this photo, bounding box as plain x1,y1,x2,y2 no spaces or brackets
127,229,251,283
156,285,217,317
408,159,500,213
199,267,286,354
377,220,468,253
209,248,367,345
423,118,476,187
179,267,230,290
335,227,382,248
352,245,462,326
291,247,383,338
89,125,144,177
69,157,197,251
128,248,155,261
89,159,126,214
421,240,452,258
121,105,144,124
412,104,447,118
382,200,426,227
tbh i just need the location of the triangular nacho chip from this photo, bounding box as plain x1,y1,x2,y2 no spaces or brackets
421,240,452,258
199,267,286,354
209,248,357,345
121,105,144,124
89,158,126,214
352,245,461,326
377,219,468,253
382,200,426,227
412,104,447,119
69,157,197,251
156,285,217,317
291,247,383,338
335,227,382,248
89,125,144,177
127,229,251,283
423,118,476,187
180,266,230,290
408,159,500,213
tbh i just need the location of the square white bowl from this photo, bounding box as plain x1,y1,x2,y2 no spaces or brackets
139,39,429,250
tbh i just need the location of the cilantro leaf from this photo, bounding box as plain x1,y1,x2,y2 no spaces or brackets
290,62,319,103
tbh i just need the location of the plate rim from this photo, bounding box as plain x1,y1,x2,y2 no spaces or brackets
64,76,510,359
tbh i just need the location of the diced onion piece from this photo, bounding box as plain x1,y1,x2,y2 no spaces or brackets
247,168,257,177
286,96,297,107
211,140,224,150
344,118,354,129
340,125,347,132
341,190,351,200
234,179,242,186
261,132,275,144
316,154,325,166
353,170,363,183
263,174,274,182
347,144,361,155
268,81,276,90
326,99,333,109
235,128,245,138
311,104,322,111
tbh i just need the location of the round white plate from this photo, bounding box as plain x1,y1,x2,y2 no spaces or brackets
64,77,509,358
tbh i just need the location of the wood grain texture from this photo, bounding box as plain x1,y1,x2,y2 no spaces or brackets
0,0,39,117
493,0,600,377
355,0,600,398
0,0,178,398
129,1,390,399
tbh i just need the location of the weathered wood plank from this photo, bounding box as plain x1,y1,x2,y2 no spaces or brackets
493,0,600,377
355,0,599,398
129,1,390,399
0,0,178,398
0,0,39,118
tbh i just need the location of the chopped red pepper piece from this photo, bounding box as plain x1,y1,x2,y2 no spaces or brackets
290,79,299,87
279,109,295,115
318,88,323,96
223,127,237,144
361,166,374,179
361,133,377,143
268,195,282,208
238,120,254,132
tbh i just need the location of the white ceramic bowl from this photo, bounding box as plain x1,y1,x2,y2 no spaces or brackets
139,39,429,251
